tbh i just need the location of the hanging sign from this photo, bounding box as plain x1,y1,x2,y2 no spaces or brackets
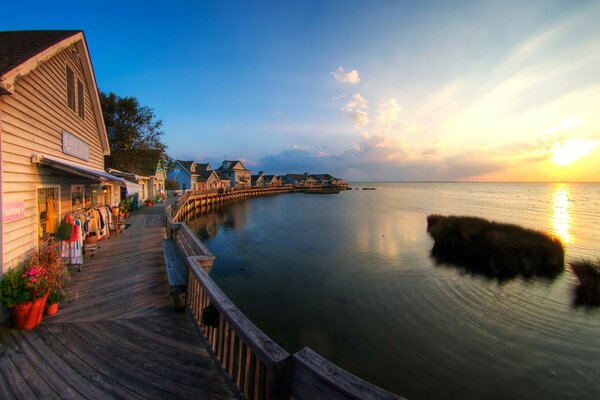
3,201,25,222
62,130,89,161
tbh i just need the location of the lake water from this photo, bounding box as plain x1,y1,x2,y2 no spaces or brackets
185,182,600,400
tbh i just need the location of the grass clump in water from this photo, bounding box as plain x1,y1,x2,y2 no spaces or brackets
570,259,600,305
427,215,564,279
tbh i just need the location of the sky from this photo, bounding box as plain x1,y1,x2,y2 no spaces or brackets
4,1,600,181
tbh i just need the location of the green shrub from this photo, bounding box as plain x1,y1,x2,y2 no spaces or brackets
427,215,564,279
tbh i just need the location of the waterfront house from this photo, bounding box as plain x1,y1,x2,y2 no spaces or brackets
167,160,211,191
0,30,125,283
262,174,279,187
195,170,227,191
216,171,232,189
216,160,251,188
284,173,318,188
251,171,265,187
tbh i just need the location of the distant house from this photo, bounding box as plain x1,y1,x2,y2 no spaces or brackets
217,160,251,188
284,173,347,189
251,171,265,187
195,170,224,191
284,173,318,187
167,160,211,191
216,172,232,189
0,30,126,274
262,174,279,187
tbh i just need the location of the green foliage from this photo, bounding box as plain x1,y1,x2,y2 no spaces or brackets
47,289,66,305
0,265,49,308
100,91,168,170
427,215,564,279
119,195,136,211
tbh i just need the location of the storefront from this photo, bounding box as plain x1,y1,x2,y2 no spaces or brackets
0,30,118,278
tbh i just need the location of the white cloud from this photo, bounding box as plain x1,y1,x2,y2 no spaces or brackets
341,93,370,128
331,66,361,85
376,98,401,129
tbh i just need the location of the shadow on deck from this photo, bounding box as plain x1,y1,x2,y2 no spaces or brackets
0,202,241,399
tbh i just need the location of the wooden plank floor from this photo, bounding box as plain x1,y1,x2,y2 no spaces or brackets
0,203,241,399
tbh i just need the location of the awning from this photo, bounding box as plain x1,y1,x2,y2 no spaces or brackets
31,153,128,185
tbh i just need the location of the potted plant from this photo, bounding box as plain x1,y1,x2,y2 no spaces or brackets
45,289,66,315
40,246,70,316
0,262,49,330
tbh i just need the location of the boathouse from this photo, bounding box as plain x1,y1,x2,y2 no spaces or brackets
0,30,124,285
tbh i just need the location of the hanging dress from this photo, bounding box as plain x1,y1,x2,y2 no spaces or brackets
46,195,57,234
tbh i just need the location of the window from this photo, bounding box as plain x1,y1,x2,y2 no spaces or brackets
66,66,75,111
77,80,84,119
66,65,85,120
71,184,84,211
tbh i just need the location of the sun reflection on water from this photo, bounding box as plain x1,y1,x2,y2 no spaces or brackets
550,184,572,245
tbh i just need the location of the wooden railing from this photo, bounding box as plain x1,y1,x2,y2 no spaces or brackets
165,200,405,400
187,257,289,399
170,186,294,223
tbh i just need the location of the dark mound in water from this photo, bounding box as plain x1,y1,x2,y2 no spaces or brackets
570,259,600,306
427,215,564,280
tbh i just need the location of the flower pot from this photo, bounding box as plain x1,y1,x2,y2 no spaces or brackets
10,291,49,330
45,302,59,316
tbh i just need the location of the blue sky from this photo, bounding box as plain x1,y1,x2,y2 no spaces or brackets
4,1,600,181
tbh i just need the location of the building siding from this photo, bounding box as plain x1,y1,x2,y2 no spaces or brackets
1,43,105,269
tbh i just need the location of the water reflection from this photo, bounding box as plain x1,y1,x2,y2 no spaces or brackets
184,202,250,240
550,184,572,245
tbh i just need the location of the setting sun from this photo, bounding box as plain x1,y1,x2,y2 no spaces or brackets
551,140,597,166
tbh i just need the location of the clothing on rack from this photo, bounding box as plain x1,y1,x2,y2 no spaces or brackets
61,216,83,265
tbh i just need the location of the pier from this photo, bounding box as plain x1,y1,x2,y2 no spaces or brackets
0,203,240,399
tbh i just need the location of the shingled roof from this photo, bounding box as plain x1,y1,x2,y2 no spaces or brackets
0,30,81,76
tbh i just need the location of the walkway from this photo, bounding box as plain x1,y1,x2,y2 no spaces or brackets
0,203,240,399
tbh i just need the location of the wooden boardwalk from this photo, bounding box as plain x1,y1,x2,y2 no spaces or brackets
0,203,241,399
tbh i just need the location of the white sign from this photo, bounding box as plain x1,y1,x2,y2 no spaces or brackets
62,130,89,161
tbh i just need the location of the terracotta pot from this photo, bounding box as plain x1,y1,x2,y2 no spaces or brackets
45,302,59,316
10,291,49,330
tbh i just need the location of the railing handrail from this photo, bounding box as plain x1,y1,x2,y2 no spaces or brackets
187,258,289,366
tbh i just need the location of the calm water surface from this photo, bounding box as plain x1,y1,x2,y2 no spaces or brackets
186,183,600,400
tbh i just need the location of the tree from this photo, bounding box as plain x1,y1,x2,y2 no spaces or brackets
100,91,168,170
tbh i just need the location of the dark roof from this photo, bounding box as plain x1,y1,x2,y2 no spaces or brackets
195,170,215,181
175,160,195,173
217,160,248,171
311,174,336,181
0,30,81,76
215,171,230,181
173,160,211,174
285,173,310,181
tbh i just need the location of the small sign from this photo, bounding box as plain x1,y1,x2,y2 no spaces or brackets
62,130,89,161
3,201,25,222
